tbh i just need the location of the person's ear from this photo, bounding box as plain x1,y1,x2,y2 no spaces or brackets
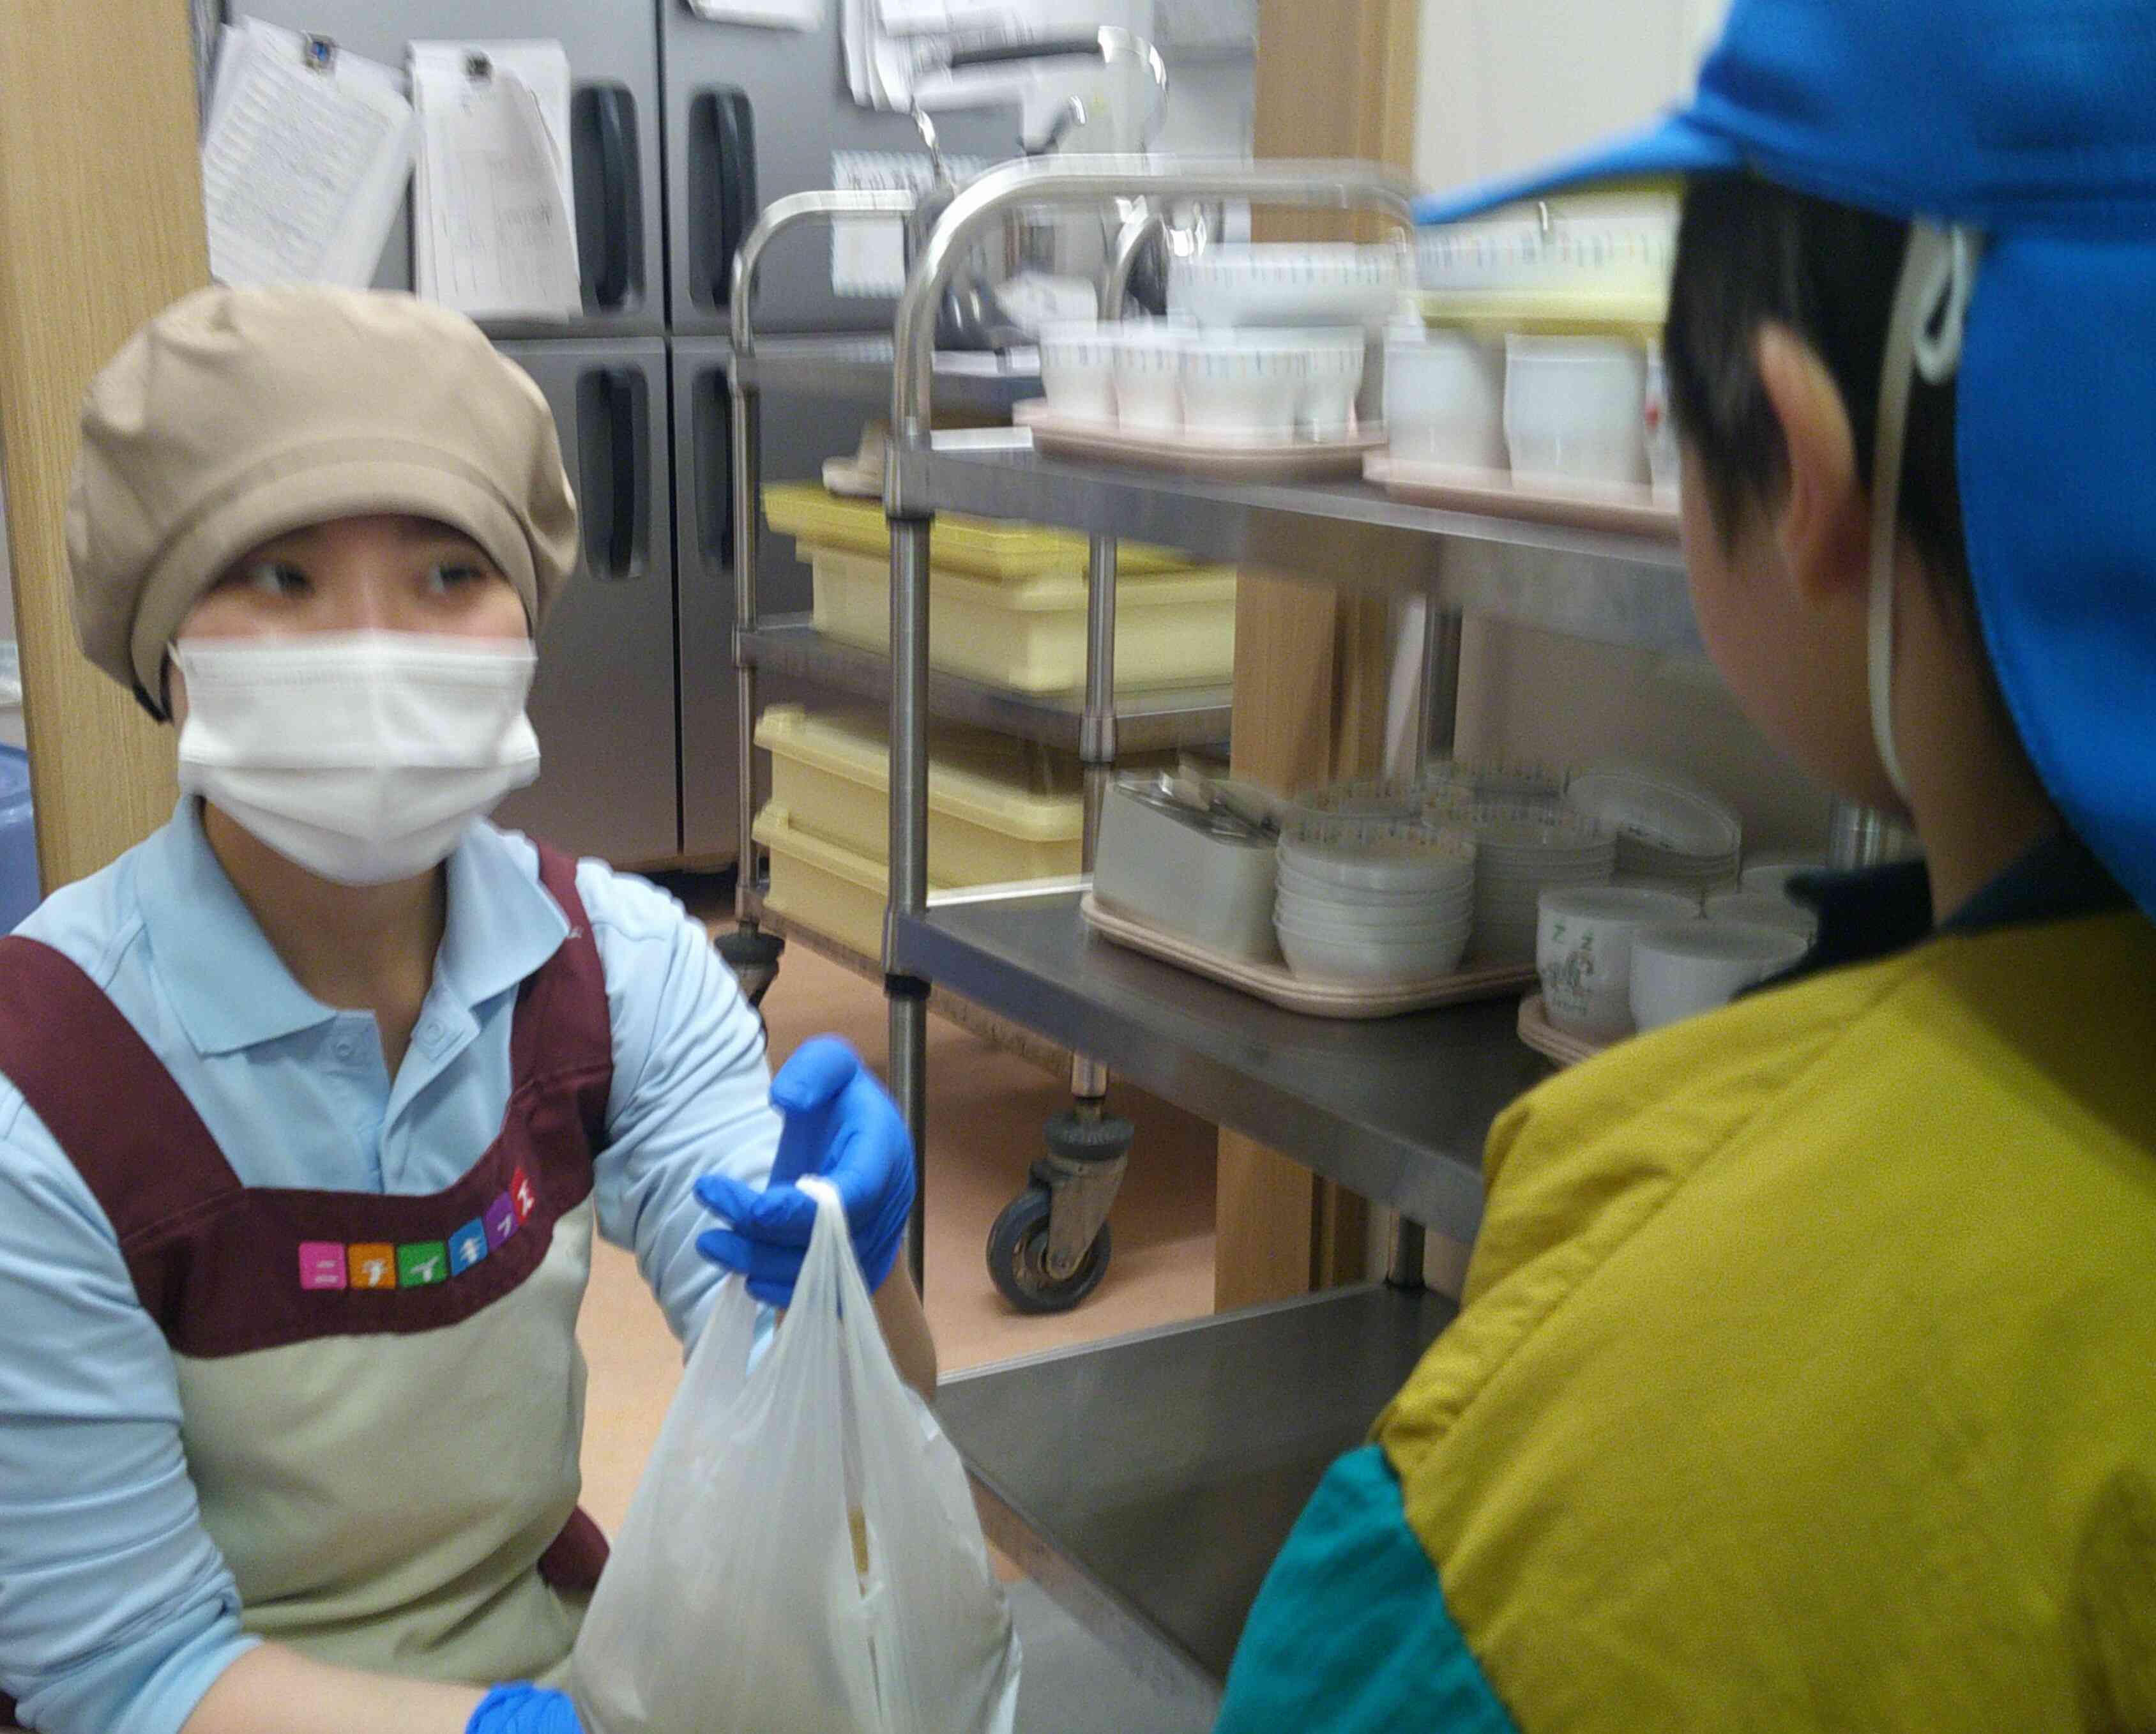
1754,323,1868,604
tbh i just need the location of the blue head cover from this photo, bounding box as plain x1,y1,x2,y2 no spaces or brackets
1415,0,2156,918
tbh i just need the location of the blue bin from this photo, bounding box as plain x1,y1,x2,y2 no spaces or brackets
0,746,40,932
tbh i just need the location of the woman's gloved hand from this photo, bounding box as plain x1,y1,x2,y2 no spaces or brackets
467,1684,582,1733
695,1036,916,1305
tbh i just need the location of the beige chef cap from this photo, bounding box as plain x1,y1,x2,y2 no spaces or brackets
67,284,579,712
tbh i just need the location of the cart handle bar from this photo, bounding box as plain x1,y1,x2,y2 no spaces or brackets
729,188,921,358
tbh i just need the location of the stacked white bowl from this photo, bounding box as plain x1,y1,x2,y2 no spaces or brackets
1274,819,1477,985
1561,764,1742,890
1039,317,1370,445
1424,797,1616,962
1171,243,1409,330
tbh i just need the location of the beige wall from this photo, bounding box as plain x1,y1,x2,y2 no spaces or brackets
1408,0,1836,858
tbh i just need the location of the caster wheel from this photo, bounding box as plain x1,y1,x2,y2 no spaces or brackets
1043,1108,1135,1164
986,1187,1112,1315
716,926,785,1008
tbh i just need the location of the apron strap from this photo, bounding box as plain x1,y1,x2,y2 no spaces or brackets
0,936,243,1255
516,844,613,1137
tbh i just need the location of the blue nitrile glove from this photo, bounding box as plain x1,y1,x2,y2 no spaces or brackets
694,1035,916,1305
467,1684,582,1734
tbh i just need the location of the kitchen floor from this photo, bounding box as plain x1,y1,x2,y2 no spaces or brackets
575,923,1224,1731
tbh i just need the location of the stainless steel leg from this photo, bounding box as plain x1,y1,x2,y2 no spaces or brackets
731,379,763,923
888,512,936,1289
1826,798,1920,869
1419,605,1464,768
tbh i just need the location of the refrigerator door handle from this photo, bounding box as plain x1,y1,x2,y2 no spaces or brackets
594,367,640,582
691,366,734,574
711,87,756,309
593,86,634,309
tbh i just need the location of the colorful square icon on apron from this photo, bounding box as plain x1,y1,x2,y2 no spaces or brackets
450,1217,491,1275
485,1191,519,1251
349,1243,399,1290
512,1166,538,1223
397,1241,450,1288
298,1241,348,1291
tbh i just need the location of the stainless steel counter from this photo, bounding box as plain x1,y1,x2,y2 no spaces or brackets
938,1282,1460,1707
894,887,1551,1246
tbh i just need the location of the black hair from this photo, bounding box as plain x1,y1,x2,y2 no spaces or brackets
1663,173,1973,621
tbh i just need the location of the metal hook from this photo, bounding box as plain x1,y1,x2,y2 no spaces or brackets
464,49,493,81
1535,199,1552,239
301,33,337,72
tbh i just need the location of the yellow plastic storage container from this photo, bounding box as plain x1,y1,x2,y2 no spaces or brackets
754,804,952,959
755,704,1083,885
803,545,1238,693
764,483,1199,579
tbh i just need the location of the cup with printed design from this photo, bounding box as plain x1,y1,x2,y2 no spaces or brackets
1535,884,1700,1039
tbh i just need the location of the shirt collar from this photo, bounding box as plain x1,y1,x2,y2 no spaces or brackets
138,800,568,1057
1766,828,2132,990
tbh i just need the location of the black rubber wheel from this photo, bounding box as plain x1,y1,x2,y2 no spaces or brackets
1042,1108,1135,1165
716,926,786,1008
985,1187,1112,1315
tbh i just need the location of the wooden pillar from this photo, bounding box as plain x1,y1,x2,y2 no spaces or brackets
1217,0,1421,1312
0,0,205,888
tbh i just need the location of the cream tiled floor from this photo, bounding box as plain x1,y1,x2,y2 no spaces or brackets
575,938,1220,1535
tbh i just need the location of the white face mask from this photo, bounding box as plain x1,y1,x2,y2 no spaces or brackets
172,631,541,885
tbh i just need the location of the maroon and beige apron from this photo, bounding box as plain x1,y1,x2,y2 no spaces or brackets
0,846,613,1726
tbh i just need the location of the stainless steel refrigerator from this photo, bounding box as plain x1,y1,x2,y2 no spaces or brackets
234,0,1015,867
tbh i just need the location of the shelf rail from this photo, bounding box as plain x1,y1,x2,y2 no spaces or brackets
886,157,1420,1281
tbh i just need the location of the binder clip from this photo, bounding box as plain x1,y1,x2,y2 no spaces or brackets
301,34,337,72
465,50,493,82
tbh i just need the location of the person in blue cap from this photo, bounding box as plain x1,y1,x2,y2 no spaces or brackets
1216,2,2156,1728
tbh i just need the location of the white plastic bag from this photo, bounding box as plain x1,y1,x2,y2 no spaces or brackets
570,1177,1021,1734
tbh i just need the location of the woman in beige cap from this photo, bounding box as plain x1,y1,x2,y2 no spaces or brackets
0,285,932,1734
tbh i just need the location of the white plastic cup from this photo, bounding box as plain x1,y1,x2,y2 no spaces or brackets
1504,334,1651,487
1179,331,1303,444
1628,918,1809,1033
1111,323,1186,434
1386,328,1508,468
1704,890,1819,939
1038,320,1116,424
1535,885,1699,1039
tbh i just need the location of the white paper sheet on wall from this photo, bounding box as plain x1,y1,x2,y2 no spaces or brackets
410,39,581,320
831,148,989,295
200,19,416,289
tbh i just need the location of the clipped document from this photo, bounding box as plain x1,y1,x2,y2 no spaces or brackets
411,40,581,320
831,148,988,296
200,20,416,289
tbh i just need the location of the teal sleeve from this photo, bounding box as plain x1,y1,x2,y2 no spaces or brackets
1215,1445,1519,1734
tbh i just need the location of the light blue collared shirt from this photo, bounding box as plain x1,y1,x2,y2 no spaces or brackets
0,801,778,1734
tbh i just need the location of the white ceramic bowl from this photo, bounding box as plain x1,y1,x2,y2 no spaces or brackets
1291,776,1430,822
1415,201,1678,295
1178,330,1303,444
1276,883,1475,931
1171,243,1409,330
1385,328,1508,468
1109,323,1185,434
1504,335,1650,489
1276,916,1473,985
1563,763,1742,857
1535,885,1699,1040
1276,862,1472,908
1038,319,1117,423
1740,856,1827,899
1628,919,1810,1033
1278,818,1476,894
1704,890,1819,939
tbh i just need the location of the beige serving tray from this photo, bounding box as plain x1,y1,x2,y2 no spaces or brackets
1365,453,1681,540
1016,400,1387,480
1082,891,1537,1020
1515,992,1622,1068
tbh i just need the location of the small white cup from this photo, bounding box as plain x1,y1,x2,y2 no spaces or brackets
1386,327,1508,469
1180,331,1303,445
1280,328,1367,441
1112,323,1186,434
1504,335,1651,488
1038,319,1116,425
1704,890,1819,939
1628,918,1810,1033
1536,885,1699,1039
1739,856,1826,899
